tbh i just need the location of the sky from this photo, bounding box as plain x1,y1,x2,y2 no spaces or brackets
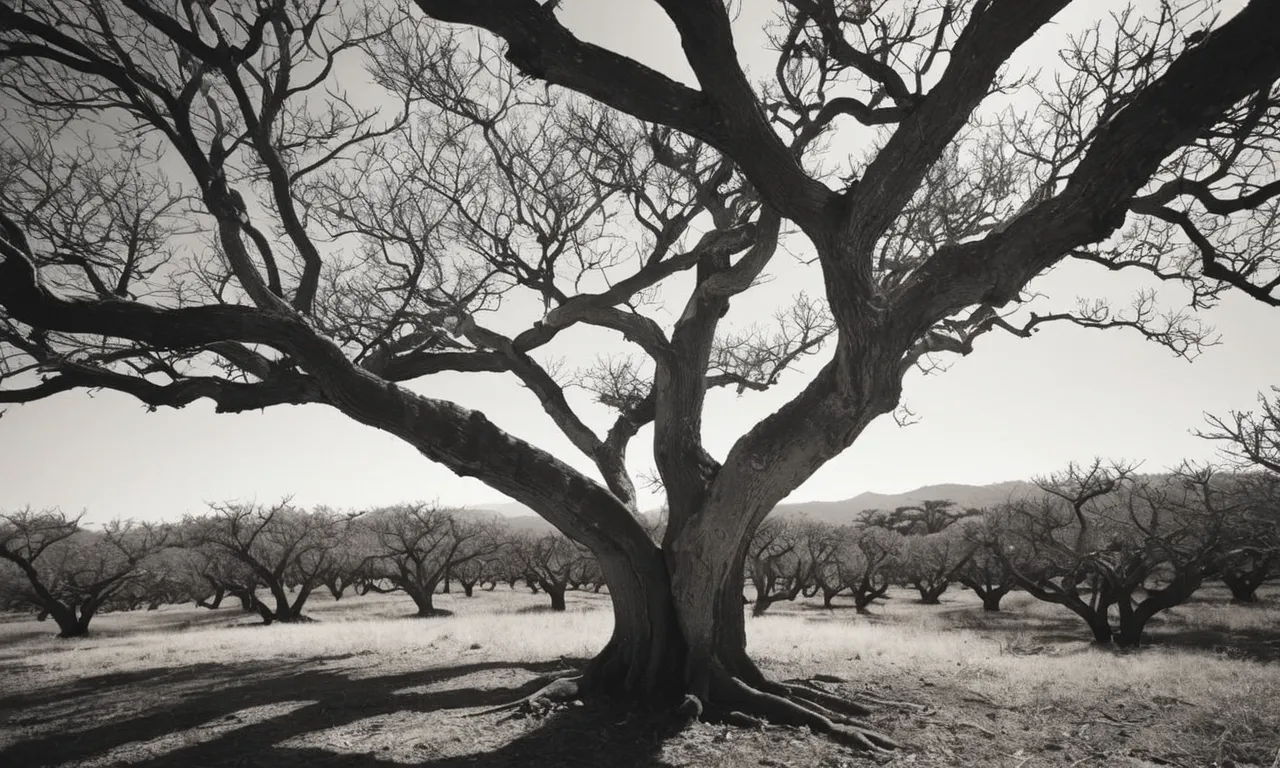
1,0,1275,526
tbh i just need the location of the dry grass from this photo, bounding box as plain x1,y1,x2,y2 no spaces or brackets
1,583,1277,767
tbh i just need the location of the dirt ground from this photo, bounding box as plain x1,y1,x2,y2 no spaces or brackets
1,586,1277,768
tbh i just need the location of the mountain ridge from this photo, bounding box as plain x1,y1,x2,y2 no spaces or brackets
470,480,1037,534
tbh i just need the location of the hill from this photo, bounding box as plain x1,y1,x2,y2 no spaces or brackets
467,480,1036,532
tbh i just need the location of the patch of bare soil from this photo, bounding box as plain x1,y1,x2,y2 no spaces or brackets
1,650,1277,767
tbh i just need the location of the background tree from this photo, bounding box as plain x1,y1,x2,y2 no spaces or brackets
1000,461,1240,647
746,517,808,616
864,500,975,536
362,504,502,616
514,533,585,612
0,509,169,637
835,525,903,614
894,528,973,604
956,513,1018,612
3,0,1280,748
184,501,346,624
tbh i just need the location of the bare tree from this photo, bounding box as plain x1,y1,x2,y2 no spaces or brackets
831,525,903,614
746,517,808,616
1202,388,1280,473
362,504,503,616
0,508,169,637
512,532,589,612
3,0,1280,746
956,514,1018,612
894,529,973,604
184,501,347,624
1000,461,1242,646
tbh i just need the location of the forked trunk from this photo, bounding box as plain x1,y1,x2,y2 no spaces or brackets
576,529,894,752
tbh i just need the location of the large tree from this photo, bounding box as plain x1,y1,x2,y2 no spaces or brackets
2,0,1279,750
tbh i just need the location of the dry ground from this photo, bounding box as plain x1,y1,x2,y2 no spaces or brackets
1,584,1277,768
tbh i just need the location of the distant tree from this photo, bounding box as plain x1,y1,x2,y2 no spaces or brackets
184,501,348,624
864,501,976,536
895,529,973,605
452,555,502,597
827,526,902,614
362,504,503,616
1202,394,1280,601
746,518,808,617
1207,474,1280,602
0,508,169,637
514,533,584,612
1000,461,1243,647
956,514,1018,612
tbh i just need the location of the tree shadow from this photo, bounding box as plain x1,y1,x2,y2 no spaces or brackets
1144,625,1280,663
0,653,678,768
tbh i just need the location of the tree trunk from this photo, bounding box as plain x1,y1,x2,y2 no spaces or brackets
981,593,1004,612
545,582,567,611
1223,571,1265,603
458,580,476,597
408,586,445,617
914,581,948,604
326,578,346,601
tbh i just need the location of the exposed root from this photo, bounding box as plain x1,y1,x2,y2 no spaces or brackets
466,675,583,719
707,672,898,753
786,677,929,713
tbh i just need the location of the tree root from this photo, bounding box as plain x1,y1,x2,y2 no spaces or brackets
705,672,898,753
466,675,583,719
783,676,928,714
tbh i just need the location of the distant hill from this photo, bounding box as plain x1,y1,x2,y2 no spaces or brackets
775,481,1035,526
467,481,1037,532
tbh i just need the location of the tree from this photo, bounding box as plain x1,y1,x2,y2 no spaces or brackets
1000,461,1242,647
514,533,585,611
363,504,503,616
832,525,902,614
184,501,347,624
1203,388,1280,474
1202,393,1280,601
746,517,808,616
3,0,1280,748
0,508,169,637
956,514,1018,612
864,500,975,536
894,529,973,604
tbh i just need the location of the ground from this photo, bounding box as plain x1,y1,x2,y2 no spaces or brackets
0,584,1278,768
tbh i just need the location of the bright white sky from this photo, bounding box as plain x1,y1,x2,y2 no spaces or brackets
1,0,1275,526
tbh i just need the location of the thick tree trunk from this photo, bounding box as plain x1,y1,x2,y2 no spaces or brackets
459,580,476,597
407,586,447,617
981,593,1005,612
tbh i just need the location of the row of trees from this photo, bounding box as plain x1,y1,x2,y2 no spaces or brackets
0,501,601,637
737,461,1280,648
6,457,1276,647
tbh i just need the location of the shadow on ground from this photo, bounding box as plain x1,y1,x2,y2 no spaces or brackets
0,655,679,768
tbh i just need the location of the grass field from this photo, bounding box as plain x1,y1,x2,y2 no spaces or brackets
1,584,1277,768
